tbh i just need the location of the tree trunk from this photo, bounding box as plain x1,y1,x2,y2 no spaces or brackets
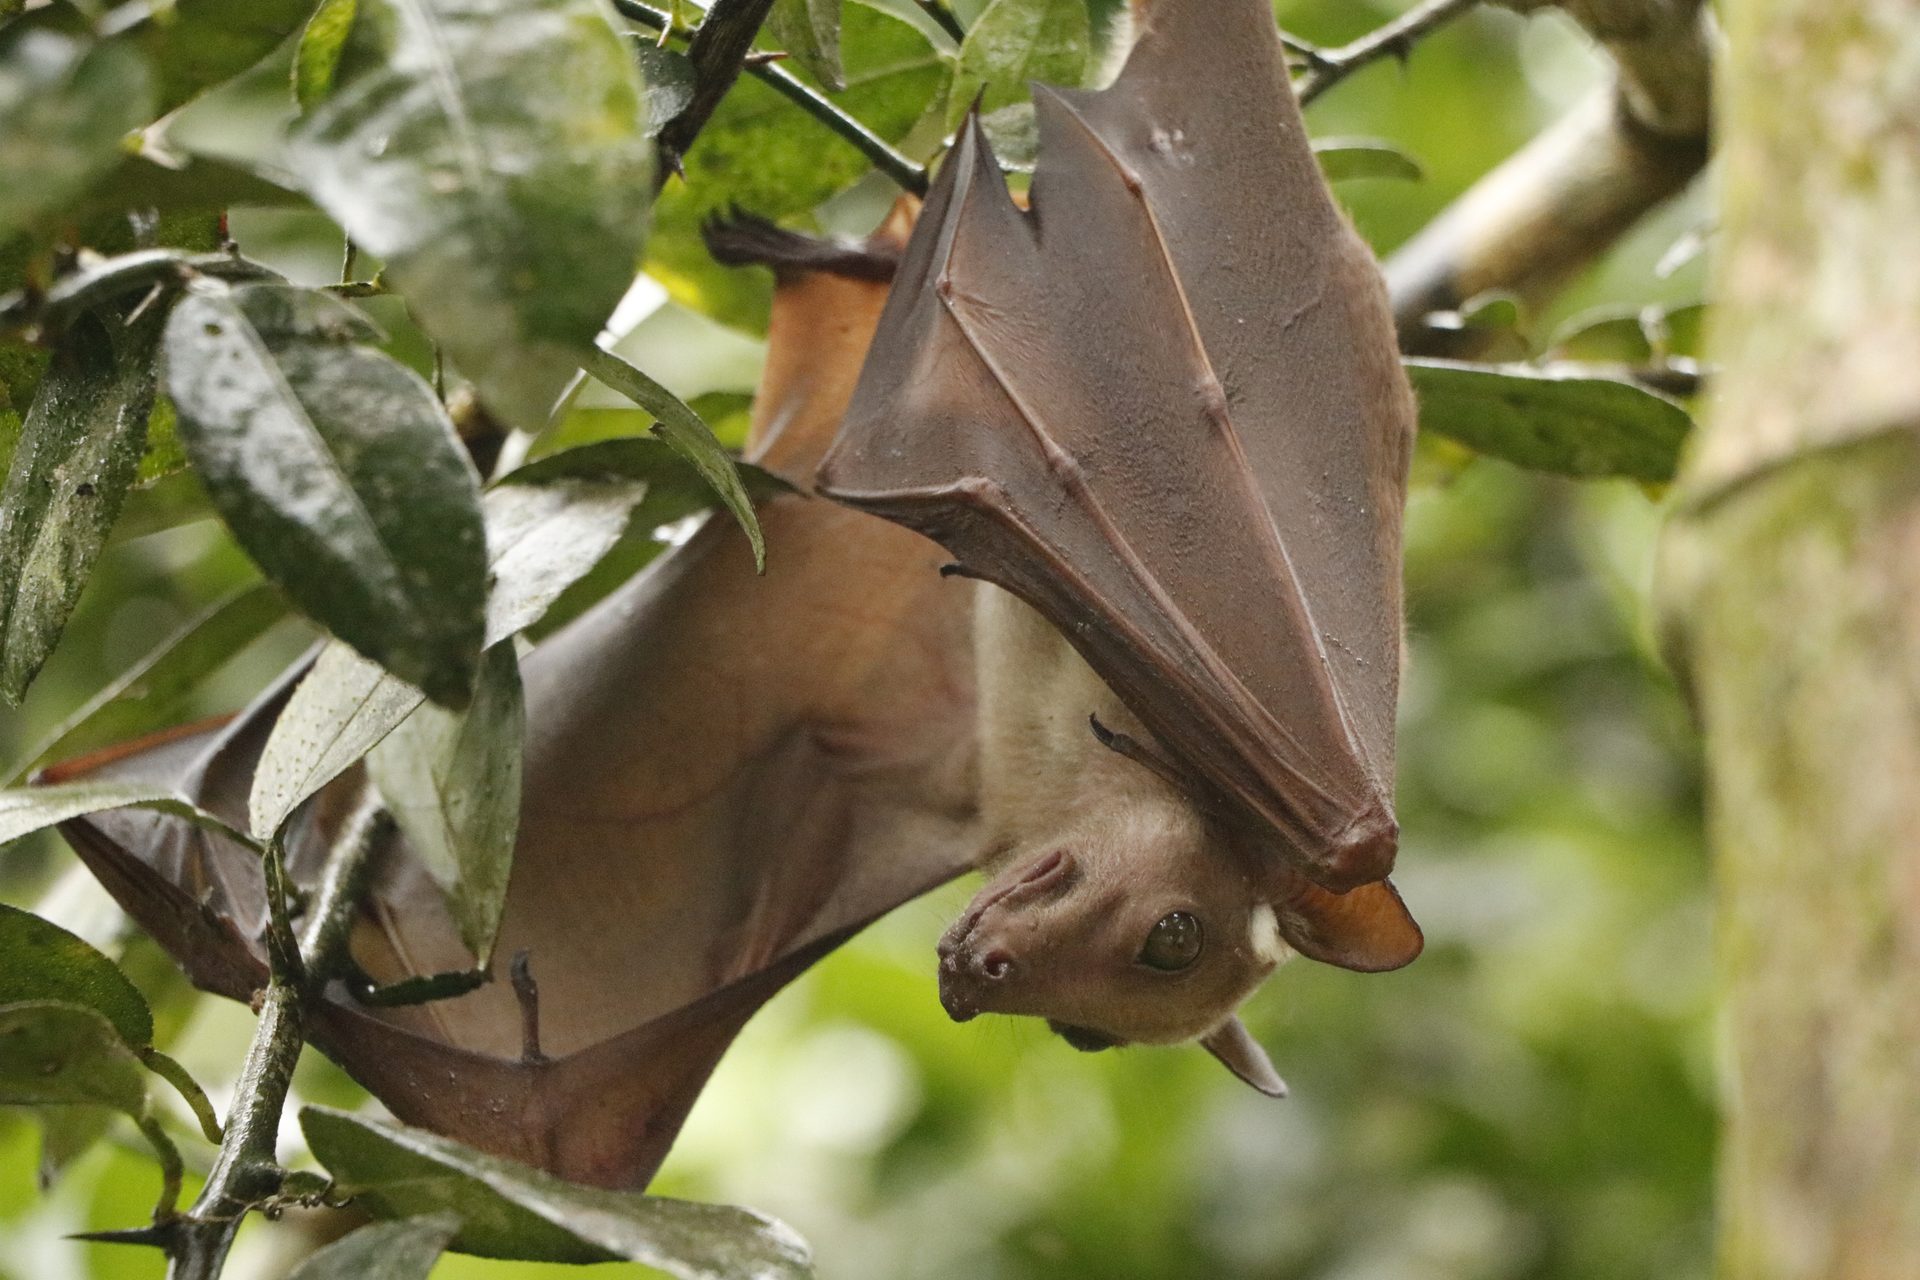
1659,4,1920,1278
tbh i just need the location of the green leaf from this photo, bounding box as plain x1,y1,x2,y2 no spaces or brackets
0,904,219,1144
582,348,765,570
287,0,653,432
8,581,287,783
125,0,325,114
647,1,949,332
249,641,426,841
0,779,258,849
1405,358,1695,483
366,641,523,966
0,1001,181,1215
945,0,1089,132
1312,137,1423,183
287,1214,460,1280
1655,303,1707,362
0,1001,148,1113
0,27,155,240
0,310,164,704
484,445,671,639
79,151,306,220
303,1107,814,1276
164,283,487,708
769,0,845,90
293,0,355,111
0,903,151,1046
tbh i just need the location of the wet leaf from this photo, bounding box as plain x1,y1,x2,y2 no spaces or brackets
164,283,487,708
946,0,1089,132
582,348,765,570
769,0,844,90
0,309,164,703
287,1213,460,1280
632,43,695,138
0,26,155,239
0,903,151,1045
0,1001,181,1214
1313,137,1423,183
1406,358,1694,483
367,642,524,966
303,1107,814,1277
287,0,653,431
10,583,287,784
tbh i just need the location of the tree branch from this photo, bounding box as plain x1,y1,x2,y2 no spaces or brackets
1384,0,1714,355
656,0,780,161
162,803,395,1280
616,0,929,194
1294,0,1484,106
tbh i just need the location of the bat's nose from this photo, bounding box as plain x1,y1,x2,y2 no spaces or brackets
937,943,1019,1022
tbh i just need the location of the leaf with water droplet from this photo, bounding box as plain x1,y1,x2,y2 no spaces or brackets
164,283,488,709
0,309,164,704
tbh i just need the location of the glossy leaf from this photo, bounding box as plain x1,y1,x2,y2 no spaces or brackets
0,310,163,703
946,0,1089,131
81,150,306,220
0,27,155,239
1313,137,1423,183
164,283,487,708
0,903,150,1046
1406,358,1695,483
0,779,257,849
769,0,845,90
287,0,653,431
9,582,287,782
1547,306,1654,364
287,1214,460,1280
632,42,696,137
0,1001,181,1214
647,1,949,331
367,641,525,966
582,348,765,570
303,1107,814,1277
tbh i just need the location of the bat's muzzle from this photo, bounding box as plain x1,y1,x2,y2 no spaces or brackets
935,849,1077,1022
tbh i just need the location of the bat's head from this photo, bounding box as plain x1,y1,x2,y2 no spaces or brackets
937,784,1290,1095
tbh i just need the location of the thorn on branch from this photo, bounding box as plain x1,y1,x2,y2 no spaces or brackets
511,949,548,1065
1294,0,1482,106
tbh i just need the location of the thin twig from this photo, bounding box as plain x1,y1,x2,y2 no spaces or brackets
614,0,929,194
914,0,965,43
1296,0,1483,105
161,802,394,1280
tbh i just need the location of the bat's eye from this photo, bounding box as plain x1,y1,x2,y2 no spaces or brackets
1140,911,1203,971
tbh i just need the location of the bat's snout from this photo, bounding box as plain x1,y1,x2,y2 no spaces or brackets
936,848,1077,1022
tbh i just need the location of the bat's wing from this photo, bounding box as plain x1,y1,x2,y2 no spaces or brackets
51,206,984,1188
818,0,1416,901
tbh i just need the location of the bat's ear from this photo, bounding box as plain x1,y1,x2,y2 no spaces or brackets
1271,876,1425,974
1200,1017,1287,1098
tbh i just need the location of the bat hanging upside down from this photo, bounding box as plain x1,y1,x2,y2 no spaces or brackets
47,0,1422,1188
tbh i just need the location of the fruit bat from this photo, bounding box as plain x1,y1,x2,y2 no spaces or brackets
46,202,988,1189
38,0,1424,1187
815,0,1423,1082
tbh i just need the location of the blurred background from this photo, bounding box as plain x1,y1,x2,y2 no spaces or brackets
0,0,1713,1276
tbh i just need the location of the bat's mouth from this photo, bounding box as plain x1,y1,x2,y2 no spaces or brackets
935,849,1077,1022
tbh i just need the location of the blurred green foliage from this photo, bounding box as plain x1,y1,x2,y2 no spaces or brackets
0,0,1710,1277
